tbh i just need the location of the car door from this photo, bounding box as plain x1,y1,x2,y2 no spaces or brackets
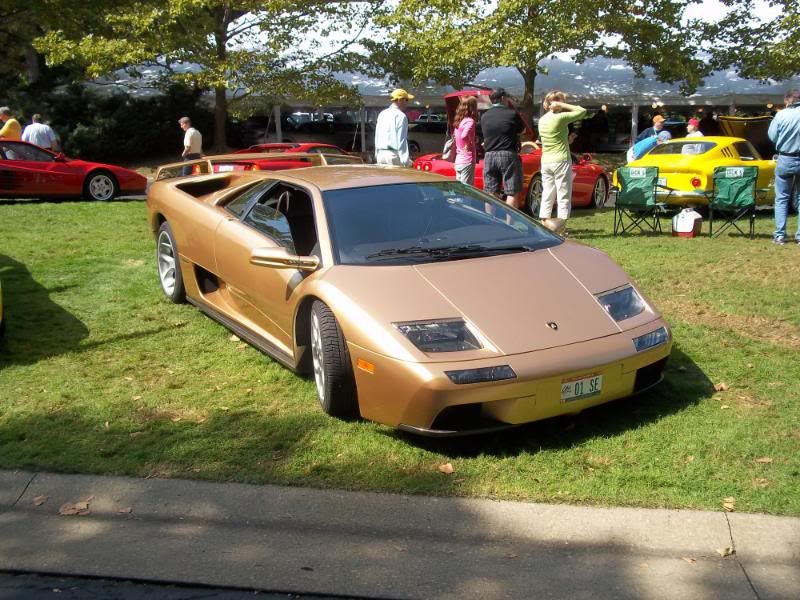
570,153,596,206
0,142,41,196
214,180,319,356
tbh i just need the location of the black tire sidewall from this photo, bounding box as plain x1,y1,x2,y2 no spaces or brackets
311,300,357,418
157,221,186,303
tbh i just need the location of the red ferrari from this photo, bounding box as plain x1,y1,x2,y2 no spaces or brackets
0,140,147,201
412,90,610,215
233,142,349,155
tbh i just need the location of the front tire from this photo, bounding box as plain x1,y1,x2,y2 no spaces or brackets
592,176,609,209
526,174,543,217
156,221,186,303
84,171,118,201
310,300,357,418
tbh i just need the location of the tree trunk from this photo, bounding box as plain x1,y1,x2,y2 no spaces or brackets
24,45,40,84
517,67,537,140
213,86,227,151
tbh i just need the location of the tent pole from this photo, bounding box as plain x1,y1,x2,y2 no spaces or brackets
274,105,282,143
631,102,639,144
360,107,367,158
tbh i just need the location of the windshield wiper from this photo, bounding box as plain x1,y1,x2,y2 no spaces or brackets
365,244,532,261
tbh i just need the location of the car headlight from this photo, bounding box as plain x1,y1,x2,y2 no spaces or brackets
632,326,669,352
596,286,646,321
394,319,482,353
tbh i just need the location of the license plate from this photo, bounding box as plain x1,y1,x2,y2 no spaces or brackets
657,177,667,187
217,164,235,172
561,374,603,403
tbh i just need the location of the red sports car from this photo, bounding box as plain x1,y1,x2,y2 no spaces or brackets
412,90,610,215
0,140,147,201
233,142,350,155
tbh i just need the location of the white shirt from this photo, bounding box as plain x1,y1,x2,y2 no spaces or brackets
184,127,202,154
686,131,704,138
22,123,57,148
374,104,410,167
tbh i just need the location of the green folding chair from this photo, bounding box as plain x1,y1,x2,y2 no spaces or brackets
614,166,665,235
709,166,758,239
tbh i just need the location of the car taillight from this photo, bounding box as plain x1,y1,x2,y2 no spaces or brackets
251,164,259,171
690,177,701,188
191,165,201,175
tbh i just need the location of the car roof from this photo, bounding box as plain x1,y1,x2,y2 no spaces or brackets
661,136,744,145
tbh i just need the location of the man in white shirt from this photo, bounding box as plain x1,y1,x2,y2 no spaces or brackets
179,117,203,160
21,114,60,151
374,88,415,167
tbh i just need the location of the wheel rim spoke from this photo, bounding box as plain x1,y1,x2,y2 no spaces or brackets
157,231,176,295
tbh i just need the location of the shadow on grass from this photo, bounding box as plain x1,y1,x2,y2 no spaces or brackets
0,254,89,367
0,196,144,206
391,345,713,459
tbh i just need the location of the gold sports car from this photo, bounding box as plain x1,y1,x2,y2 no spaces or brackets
619,134,776,207
147,157,672,435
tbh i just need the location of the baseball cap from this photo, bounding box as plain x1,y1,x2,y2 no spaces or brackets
652,115,665,124
390,88,415,101
688,117,700,127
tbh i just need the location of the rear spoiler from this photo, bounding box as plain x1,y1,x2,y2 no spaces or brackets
155,159,213,182
154,152,364,182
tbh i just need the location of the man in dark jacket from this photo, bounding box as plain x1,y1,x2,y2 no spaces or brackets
635,114,670,142
480,88,526,208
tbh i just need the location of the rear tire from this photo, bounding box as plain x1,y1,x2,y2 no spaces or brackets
156,221,186,303
526,174,543,217
84,170,118,201
592,176,609,209
310,300,358,418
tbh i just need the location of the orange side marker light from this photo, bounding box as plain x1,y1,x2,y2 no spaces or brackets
357,359,375,374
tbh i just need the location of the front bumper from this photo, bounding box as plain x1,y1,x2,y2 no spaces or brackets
349,319,672,435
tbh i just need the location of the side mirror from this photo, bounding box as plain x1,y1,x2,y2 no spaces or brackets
55,152,67,162
582,153,592,163
250,247,319,272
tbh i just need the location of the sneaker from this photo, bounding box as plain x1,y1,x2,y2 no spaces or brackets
774,237,786,245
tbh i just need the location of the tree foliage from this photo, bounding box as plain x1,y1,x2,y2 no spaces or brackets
705,0,799,82
36,0,380,149
375,0,712,122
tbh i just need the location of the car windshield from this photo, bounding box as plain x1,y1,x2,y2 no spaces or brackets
322,181,562,265
649,141,717,155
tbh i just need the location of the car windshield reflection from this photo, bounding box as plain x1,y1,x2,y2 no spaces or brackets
323,181,562,265
649,141,717,155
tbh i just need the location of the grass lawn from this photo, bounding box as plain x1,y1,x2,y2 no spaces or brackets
1,197,798,516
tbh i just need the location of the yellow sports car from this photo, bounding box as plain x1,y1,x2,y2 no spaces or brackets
618,136,776,206
147,159,672,435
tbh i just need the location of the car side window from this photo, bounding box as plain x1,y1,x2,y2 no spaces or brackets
733,141,759,161
225,180,276,217
0,142,53,162
242,183,319,256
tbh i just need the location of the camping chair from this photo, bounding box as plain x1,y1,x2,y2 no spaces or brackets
613,166,665,235
709,166,758,239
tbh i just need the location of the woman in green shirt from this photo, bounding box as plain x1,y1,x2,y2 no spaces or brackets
537,91,586,233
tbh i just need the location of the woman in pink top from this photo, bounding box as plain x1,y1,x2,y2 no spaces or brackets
453,96,478,186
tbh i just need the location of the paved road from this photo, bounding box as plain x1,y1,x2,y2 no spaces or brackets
1,471,798,599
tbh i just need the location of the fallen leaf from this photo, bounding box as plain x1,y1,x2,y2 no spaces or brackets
713,382,729,392
171,416,182,422
124,376,133,381
755,457,773,464
717,547,735,557
753,478,770,488
722,497,735,512
116,507,132,514
104,421,110,429
132,395,142,401
219,406,230,411
229,334,240,342
720,405,731,410
681,557,697,564
58,502,90,516
237,343,247,350
32,495,48,506
507,553,518,559
684,455,695,464
746,364,754,369
438,462,455,474
129,431,143,438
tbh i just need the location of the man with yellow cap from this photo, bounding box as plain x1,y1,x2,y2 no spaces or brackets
375,88,415,167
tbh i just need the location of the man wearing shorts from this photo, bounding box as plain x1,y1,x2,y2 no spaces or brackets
480,88,526,208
